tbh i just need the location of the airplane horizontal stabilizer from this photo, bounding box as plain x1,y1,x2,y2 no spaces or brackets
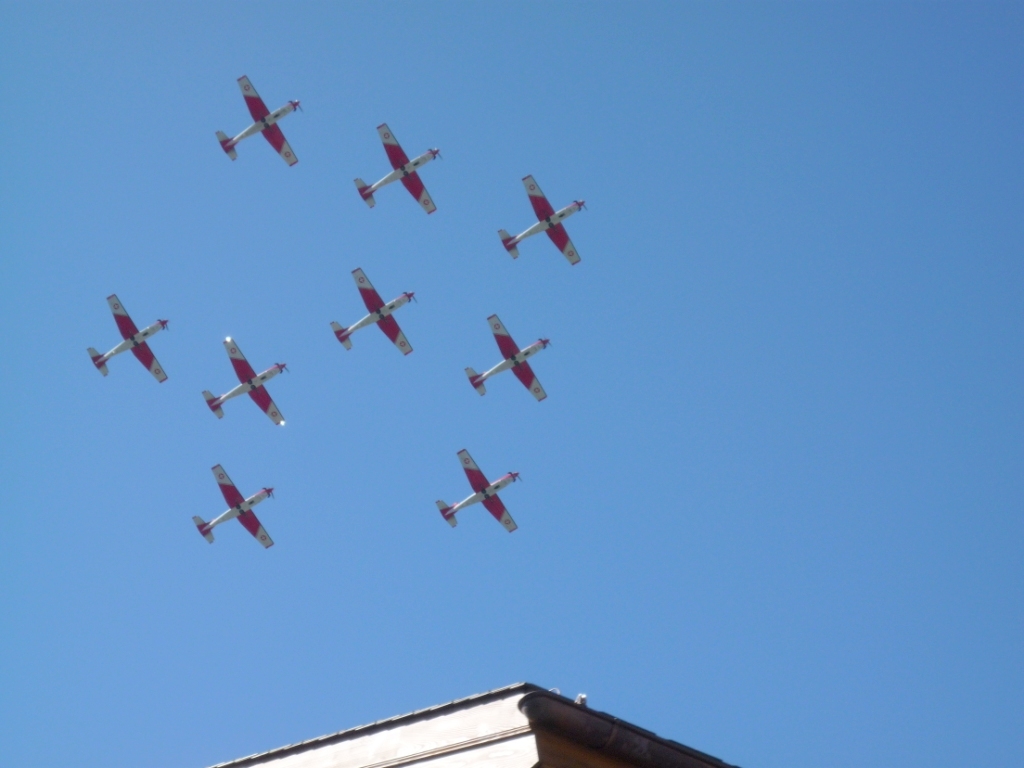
436,500,457,528
330,321,353,350
465,367,486,396
498,230,519,258
87,347,109,376
193,516,215,543
354,178,375,208
216,131,237,160
202,390,224,419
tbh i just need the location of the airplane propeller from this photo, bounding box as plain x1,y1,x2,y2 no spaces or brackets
510,472,521,483
575,199,588,211
277,363,289,373
432,148,442,160
265,487,275,499
406,291,417,303
292,100,303,113
158,319,170,330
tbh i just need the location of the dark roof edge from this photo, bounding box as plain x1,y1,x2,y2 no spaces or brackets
518,691,741,768
209,682,545,768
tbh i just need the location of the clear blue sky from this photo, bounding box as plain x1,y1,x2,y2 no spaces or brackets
1,3,1021,767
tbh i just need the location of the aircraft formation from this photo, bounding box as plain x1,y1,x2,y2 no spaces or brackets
89,75,589,547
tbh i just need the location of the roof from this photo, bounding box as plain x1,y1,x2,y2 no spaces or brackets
205,682,738,768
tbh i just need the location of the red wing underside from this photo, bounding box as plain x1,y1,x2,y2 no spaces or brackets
243,94,270,122
131,342,156,370
261,124,284,152
463,466,490,493
512,361,538,390
494,333,520,360
218,483,246,509
400,172,426,203
248,386,273,413
546,223,571,252
358,286,385,313
114,313,140,340
383,142,411,170
482,495,509,523
230,357,258,383
236,509,274,548
376,315,412,354
529,194,556,221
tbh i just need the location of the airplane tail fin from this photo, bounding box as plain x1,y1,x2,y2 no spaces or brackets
354,178,376,208
202,390,224,419
498,230,519,258
87,348,109,376
330,321,353,350
216,131,237,160
465,367,486,396
193,516,215,543
436,500,457,528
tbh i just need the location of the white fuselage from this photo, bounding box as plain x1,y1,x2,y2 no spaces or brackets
101,321,165,362
478,340,547,382
213,365,283,407
450,473,517,515
229,103,297,146
342,293,412,338
511,202,583,245
207,489,272,531
368,150,437,193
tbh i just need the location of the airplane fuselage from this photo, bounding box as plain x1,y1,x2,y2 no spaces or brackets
229,102,298,147
340,293,413,340
368,150,438,193
450,473,518,515
213,365,284,407
206,488,273,532
100,320,166,362
511,202,583,245
477,340,547,383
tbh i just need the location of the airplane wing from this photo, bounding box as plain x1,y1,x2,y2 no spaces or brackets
130,343,168,383
545,223,581,265
376,315,413,355
482,495,518,532
224,339,258,383
236,508,274,548
487,314,521,360
107,294,140,340
212,464,246,508
400,172,437,214
352,268,385,312
377,123,410,169
511,361,547,402
523,175,556,220
261,124,299,166
237,76,270,121
457,449,490,493
247,386,285,426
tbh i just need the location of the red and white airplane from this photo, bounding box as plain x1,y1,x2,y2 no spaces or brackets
466,315,550,402
193,464,275,548
331,268,415,355
216,75,301,166
203,338,287,425
499,175,586,265
436,449,520,532
88,294,169,382
354,123,440,213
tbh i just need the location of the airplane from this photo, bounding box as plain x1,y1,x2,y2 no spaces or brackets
436,449,520,532
216,75,301,166
466,315,550,401
499,175,586,265
354,123,440,213
202,338,287,425
331,268,415,355
88,294,169,382
193,464,275,548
